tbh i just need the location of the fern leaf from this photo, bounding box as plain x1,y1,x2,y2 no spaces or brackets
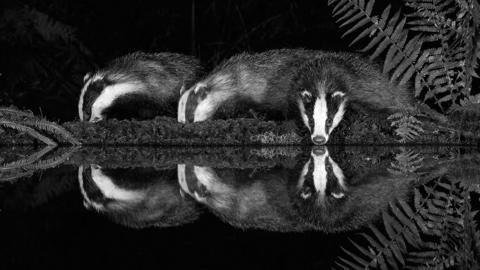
22,119,81,145
0,145,55,170
0,119,57,145
350,238,377,259
337,257,363,270
342,17,370,37
340,247,370,266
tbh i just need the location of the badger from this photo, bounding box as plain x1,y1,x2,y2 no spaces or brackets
178,49,447,145
78,165,199,228
177,49,328,124
79,52,203,122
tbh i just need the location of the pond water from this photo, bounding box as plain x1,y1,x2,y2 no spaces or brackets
0,146,479,269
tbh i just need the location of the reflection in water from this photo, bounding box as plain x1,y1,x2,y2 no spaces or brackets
78,165,199,228
292,147,415,233
178,162,309,231
177,146,413,232
1,146,479,269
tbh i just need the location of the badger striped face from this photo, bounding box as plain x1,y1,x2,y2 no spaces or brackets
297,83,347,145
178,83,213,123
78,73,142,122
297,147,347,203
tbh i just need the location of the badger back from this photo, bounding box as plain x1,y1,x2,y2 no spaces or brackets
178,49,323,123
79,52,203,122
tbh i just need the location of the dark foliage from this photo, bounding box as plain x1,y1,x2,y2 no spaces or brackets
0,4,95,121
0,0,345,121
328,0,480,113
336,167,480,269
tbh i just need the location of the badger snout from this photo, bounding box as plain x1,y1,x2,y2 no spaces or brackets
312,135,327,145
90,116,103,123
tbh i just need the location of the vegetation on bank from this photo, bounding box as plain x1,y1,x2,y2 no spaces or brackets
1,106,480,146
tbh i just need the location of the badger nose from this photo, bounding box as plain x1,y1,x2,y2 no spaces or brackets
312,136,327,145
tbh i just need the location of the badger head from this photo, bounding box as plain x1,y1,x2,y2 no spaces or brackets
177,82,216,123
294,61,348,145
296,147,347,205
178,73,234,123
78,72,142,122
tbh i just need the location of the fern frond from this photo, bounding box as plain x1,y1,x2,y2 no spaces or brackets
0,145,55,170
328,0,425,85
388,148,424,174
0,119,57,146
336,176,478,270
23,146,80,171
21,119,81,145
388,113,424,142
0,107,35,119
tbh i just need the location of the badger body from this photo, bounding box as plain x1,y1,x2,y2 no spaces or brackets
79,52,203,122
178,49,330,123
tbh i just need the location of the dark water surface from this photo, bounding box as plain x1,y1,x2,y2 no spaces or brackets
0,146,479,270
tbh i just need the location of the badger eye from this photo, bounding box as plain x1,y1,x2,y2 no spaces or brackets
326,119,333,127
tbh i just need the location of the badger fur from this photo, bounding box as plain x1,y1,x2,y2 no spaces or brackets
79,52,203,122
177,49,329,123
292,54,422,144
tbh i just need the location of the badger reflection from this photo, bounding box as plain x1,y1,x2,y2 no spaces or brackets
292,146,412,233
78,165,199,229
177,146,412,233
297,147,347,202
177,163,307,231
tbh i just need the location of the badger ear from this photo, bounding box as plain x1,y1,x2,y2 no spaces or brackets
83,72,92,83
193,83,210,99
332,91,346,98
299,89,312,103
194,83,208,94
179,84,186,95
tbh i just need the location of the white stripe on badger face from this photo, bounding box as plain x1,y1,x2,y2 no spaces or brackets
79,74,104,121
331,98,347,133
193,91,230,122
177,88,193,123
312,93,329,141
90,82,142,122
78,79,93,121
297,98,311,132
